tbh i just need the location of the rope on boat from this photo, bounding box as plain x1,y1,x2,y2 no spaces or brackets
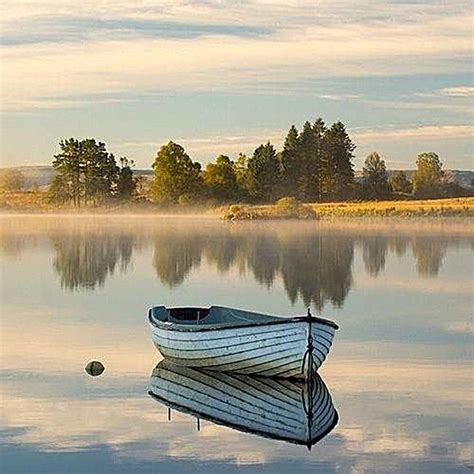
301,360,317,450
301,308,318,380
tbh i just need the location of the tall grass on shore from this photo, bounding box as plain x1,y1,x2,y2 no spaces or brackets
222,197,474,220
1,190,473,219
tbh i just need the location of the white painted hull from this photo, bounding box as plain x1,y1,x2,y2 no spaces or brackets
149,360,338,447
148,307,337,379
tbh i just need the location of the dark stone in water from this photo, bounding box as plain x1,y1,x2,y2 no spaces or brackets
85,360,105,376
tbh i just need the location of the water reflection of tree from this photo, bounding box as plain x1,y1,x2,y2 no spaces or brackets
362,236,388,276
359,234,450,278
152,233,202,287
46,221,466,302
52,231,134,290
151,229,354,310
411,237,448,277
279,235,354,310
244,235,280,288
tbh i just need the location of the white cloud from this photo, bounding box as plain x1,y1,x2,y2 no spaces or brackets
116,124,473,162
353,125,474,142
0,1,472,111
439,86,474,97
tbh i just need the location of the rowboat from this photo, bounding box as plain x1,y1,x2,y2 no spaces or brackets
149,360,338,448
148,306,338,379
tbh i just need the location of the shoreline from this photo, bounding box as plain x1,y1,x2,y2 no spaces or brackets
0,196,473,219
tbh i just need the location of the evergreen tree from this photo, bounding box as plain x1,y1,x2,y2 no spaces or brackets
312,118,327,201
48,173,71,205
280,125,299,197
297,121,318,201
247,142,279,202
116,157,136,200
320,121,355,200
362,152,389,198
51,138,118,207
150,141,202,205
81,139,118,205
52,138,83,207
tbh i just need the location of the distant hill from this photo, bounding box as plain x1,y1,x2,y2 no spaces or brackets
2,165,474,190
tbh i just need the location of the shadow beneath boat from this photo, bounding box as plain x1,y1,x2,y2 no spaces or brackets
148,360,338,450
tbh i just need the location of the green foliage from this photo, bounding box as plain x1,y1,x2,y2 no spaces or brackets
50,138,119,207
233,153,254,200
48,174,71,204
0,168,25,191
412,152,444,198
362,152,389,198
388,171,412,194
150,141,203,205
297,121,319,201
280,125,300,197
278,118,355,203
116,157,136,200
247,142,280,202
320,121,356,201
203,155,239,202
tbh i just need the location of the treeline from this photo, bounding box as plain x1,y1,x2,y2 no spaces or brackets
20,117,471,207
150,119,356,204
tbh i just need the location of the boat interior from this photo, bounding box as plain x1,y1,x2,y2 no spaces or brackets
150,306,283,327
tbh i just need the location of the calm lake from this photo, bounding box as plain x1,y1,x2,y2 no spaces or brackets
1,215,473,473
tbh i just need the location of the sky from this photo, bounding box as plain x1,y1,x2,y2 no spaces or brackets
0,0,473,170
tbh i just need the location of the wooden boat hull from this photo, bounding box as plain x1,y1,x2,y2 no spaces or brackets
149,360,338,447
148,307,337,379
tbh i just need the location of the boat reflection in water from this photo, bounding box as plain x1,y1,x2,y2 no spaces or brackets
149,360,338,449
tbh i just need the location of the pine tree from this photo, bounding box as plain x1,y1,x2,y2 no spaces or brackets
313,118,327,201
247,142,279,202
320,121,355,201
51,138,119,207
280,125,299,197
297,121,318,201
116,157,136,200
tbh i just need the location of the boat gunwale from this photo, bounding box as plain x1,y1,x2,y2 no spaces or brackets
148,307,339,332
148,389,339,448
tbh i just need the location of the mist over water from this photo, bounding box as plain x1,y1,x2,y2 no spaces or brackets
1,216,473,473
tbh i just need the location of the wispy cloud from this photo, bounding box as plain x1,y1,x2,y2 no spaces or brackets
117,124,473,163
353,124,474,141
1,0,472,111
438,86,474,97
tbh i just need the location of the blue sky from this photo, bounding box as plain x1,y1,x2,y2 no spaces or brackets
0,0,472,169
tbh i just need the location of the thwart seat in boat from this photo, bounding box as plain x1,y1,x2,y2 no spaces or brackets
148,306,338,379
149,360,338,449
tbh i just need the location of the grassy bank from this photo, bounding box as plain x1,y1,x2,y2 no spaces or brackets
2,191,473,219
222,197,474,220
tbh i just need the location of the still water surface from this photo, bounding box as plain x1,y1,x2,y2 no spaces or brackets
1,216,473,473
